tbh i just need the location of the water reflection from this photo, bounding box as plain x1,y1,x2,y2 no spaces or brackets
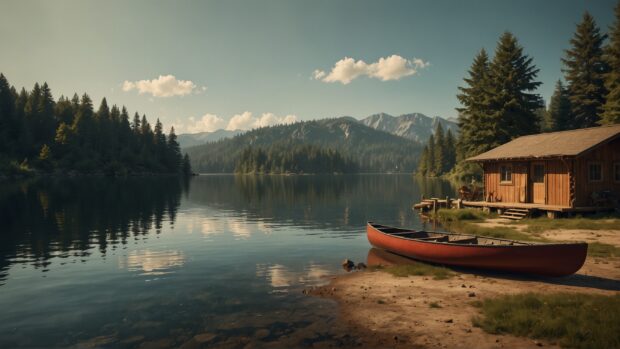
120,249,185,276
0,177,186,283
256,263,332,291
0,174,456,348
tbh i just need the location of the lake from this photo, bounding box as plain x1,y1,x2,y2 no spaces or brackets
0,175,456,348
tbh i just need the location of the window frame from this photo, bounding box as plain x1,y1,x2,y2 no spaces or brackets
499,163,513,185
588,162,603,183
531,163,545,184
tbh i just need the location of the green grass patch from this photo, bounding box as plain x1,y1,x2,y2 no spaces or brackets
441,219,540,242
429,301,442,308
517,216,620,235
587,242,620,258
382,263,453,280
472,293,620,349
435,208,491,222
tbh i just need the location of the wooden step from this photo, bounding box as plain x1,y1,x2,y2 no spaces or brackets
500,214,524,220
509,208,530,213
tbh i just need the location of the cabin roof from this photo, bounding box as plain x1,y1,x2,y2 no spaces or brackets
467,124,620,162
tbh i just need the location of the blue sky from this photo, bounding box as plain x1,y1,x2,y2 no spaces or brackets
0,0,617,133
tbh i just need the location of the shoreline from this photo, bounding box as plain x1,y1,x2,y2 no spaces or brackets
307,224,620,349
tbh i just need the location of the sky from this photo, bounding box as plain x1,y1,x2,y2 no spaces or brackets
0,0,617,134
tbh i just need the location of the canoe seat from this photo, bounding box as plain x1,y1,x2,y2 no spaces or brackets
449,237,478,245
417,236,449,242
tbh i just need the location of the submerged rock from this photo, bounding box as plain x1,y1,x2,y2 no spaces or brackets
356,262,367,270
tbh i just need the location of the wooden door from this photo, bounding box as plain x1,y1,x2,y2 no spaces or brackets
531,162,546,204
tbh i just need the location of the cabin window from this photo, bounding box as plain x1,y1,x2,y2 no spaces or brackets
614,163,620,182
588,163,603,182
532,164,544,183
500,164,512,183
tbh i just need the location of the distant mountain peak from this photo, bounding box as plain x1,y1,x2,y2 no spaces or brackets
360,112,457,142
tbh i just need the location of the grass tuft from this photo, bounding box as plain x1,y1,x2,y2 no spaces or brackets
587,242,620,258
473,293,620,349
383,263,453,280
518,216,620,235
429,301,442,308
435,208,491,222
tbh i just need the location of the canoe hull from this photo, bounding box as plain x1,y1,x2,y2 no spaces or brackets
367,223,587,277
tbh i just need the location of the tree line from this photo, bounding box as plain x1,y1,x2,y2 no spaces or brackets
234,143,358,174
416,123,456,177
447,3,620,180
0,74,191,176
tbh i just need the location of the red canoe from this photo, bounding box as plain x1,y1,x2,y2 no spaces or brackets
366,222,587,276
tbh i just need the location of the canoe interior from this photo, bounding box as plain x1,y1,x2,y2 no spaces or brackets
371,224,530,246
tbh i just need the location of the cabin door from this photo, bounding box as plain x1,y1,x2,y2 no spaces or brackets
530,162,546,204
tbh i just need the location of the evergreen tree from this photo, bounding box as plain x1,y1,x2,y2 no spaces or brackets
182,153,192,176
444,129,456,172
602,2,620,124
456,49,492,158
426,134,436,176
486,32,543,145
417,146,429,176
166,127,182,172
545,80,572,131
0,73,16,156
433,123,445,175
563,12,608,128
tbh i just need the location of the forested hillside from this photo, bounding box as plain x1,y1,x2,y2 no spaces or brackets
185,117,422,173
235,143,358,174
0,74,190,176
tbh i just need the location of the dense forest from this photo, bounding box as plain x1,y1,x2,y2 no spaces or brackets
416,123,457,177
0,74,191,176
186,117,422,173
446,5,620,181
235,143,358,174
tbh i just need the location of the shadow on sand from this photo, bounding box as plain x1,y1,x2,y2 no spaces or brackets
366,248,620,292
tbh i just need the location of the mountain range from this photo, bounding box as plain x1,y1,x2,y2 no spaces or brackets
184,117,425,173
178,112,457,149
360,113,458,143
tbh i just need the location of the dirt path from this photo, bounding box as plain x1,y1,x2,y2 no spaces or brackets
308,224,620,349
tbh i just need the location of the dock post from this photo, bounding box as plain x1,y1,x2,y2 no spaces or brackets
433,198,438,216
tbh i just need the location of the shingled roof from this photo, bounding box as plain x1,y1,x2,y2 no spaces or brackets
467,124,620,162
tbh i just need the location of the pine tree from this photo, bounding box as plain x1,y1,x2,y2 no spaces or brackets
182,153,192,176
602,2,620,124
417,145,429,175
444,129,456,172
433,123,445,175
545,80,572,131
166,127,182,172
563,12,608,128
0,73,16,155
456,49,492,158
486,32,543,145
426,134,436,176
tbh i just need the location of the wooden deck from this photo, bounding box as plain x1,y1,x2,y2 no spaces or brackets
461,200,612,213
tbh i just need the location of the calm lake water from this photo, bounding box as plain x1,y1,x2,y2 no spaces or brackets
0,175,456,348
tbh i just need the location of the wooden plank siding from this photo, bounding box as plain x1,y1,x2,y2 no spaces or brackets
545,160,570,207
483,162,528,204
483,160,571,207
573,137,620,207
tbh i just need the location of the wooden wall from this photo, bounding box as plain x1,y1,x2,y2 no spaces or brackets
483,160,571,207
573,137,620,207
483,162,528,204
544,160,571,207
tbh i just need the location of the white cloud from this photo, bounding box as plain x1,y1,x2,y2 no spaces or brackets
122,75,202,97
314,55,429,84
226,111,298,131
184,113,226,133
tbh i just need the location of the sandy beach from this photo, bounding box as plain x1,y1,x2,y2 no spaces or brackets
308,223,620,349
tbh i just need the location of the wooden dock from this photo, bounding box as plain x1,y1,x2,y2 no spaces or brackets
413,197,615,219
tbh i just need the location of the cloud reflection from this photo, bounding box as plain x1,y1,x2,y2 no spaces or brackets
200,217,271,240
119,250,185,276
256,263,331,291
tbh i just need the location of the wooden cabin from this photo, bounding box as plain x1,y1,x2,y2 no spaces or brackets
466,124,620,215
